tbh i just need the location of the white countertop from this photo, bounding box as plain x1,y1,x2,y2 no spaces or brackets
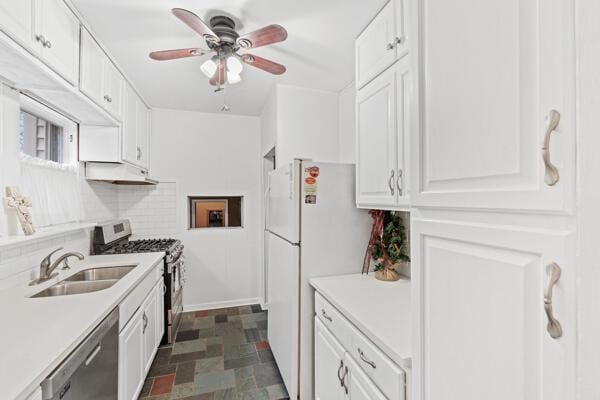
310,273,411,368
0,252,165,400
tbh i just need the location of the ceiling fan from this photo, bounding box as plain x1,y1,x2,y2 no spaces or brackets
149,8,288,88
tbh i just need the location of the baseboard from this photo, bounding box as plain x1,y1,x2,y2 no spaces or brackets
184,297,262,312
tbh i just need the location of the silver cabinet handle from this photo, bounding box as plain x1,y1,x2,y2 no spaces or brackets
387,36,405,50
321,309,333,322
388,169,395,196
337,360,344,387
396,169,403,196
142,312,148,334
137,146,141,160
44,40,52,48
541,110,560,186
35,34,46,44
544,262,563,339
357,348,377,369
341,366,349,394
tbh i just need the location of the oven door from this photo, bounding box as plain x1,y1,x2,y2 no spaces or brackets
165,256,184,343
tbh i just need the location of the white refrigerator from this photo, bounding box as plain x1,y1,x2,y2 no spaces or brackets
266,160,371,399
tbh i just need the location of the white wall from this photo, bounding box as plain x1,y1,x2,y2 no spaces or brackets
151,108,262,311
261,88,278,158
276,85,340,168
338,82,356,164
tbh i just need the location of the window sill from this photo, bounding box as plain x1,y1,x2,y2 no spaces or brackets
0,222,95,250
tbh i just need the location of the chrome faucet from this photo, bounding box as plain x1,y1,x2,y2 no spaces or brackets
29,247,85,285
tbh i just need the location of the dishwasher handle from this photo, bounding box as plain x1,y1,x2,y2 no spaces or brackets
41,308,119,399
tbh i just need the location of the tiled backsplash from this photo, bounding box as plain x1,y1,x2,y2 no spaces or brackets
118,182,177,239
0,181,177,289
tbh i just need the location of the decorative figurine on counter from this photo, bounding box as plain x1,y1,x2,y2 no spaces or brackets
3,186,35,236
362,210,410,281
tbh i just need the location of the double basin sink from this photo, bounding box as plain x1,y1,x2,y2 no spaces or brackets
31,265,137,298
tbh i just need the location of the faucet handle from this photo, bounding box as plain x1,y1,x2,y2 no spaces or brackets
41,247,63,268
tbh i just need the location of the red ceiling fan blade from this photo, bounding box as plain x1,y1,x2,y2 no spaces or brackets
172,8,219,44
209,59,227,86
240,54,286,75
236,24,288,49
149,48,206,61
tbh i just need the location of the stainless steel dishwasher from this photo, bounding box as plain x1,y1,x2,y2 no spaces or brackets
41,308,119,400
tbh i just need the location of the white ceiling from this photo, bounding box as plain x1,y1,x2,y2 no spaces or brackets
69,0,387,116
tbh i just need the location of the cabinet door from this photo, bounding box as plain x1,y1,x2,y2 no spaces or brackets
315,318,346,400
35,0,80,84
136,100,150,169
156,281,165,347
345,355,386,400
411,218,575,400
394,58,410,207
355,2,396,89
79,28,104,105
103,59,123,119
142,286,159,373
411,0,575,213
394,0,408,59
0,0,33,48
119,309,144,400
356,66,397,208
122,84,138,166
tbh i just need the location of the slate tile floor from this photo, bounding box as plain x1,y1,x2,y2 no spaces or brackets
138,305,289,400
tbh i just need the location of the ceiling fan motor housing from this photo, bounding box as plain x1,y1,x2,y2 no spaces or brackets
209,16,239,46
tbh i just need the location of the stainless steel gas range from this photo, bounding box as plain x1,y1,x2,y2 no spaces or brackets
91,219,185,344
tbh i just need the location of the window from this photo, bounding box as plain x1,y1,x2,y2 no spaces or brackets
19,110,65,163
18,96,77,166
189,196,243,229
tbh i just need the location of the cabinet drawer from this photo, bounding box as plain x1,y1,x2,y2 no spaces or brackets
315,293,351,348
119,263,162,331
347,321,405,400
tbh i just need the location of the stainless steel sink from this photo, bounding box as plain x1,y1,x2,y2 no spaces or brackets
30,280,118,298
64,265,137,282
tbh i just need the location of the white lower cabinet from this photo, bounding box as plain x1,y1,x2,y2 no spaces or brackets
315,302,405,400
345,355,386,400
119,278,164,400
119,307,144,400
411,217,575,400
315,318,346,400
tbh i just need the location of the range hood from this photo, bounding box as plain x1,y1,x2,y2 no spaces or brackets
85,162,158,185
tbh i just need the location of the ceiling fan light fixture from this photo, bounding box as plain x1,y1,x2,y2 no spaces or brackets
200,58,217,78
227,72,242,84
226,56,243,75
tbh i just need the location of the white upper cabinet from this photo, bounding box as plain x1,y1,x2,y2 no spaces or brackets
412,218,575,400
411,0,575,213
80,28,123,119
0,0,34,47
356,0,407,89
34,0,80,84
122,84,150,170
356,58,410,209
80,28,103,102
122,84,138,166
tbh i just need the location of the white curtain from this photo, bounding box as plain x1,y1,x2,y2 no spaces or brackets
20,154,83,227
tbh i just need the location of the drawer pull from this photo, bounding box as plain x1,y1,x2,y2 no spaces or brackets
321,309,333,322
337,360,344,387
358,348,377,369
